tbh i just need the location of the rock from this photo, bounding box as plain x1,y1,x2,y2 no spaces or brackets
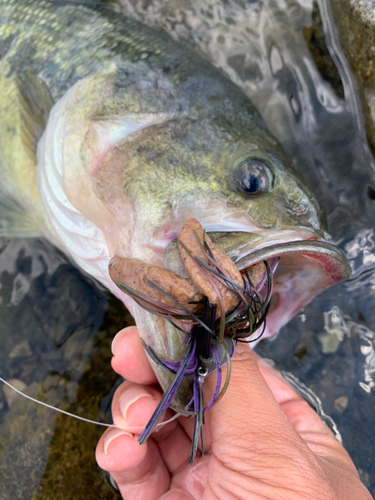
8,340,32,358
3,379,27,407
330,0,375,157
334,395,349,413
317,330,342,353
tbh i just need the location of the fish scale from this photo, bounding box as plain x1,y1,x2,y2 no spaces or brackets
0,0,349,446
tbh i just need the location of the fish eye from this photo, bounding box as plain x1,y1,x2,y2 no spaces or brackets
233,157,273,196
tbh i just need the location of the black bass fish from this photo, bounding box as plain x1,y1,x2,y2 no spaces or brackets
0,0,350,436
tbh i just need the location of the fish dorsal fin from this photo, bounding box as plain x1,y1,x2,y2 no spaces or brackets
0,186,40,236
16,71,54,164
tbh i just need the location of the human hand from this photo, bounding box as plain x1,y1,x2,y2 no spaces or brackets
96,326,372,500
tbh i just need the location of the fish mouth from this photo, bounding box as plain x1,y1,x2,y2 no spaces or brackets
164,233,350,341
229,238,350,339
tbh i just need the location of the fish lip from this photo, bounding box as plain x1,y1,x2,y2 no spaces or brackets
234,239,351,282
226,238,350,342
161,231,350,342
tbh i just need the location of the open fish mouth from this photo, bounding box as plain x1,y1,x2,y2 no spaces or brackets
220,237,351,340
161,229,351,341
111,220,350,344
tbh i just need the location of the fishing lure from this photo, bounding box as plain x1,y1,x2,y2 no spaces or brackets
113,218,279,462
0,219,278,464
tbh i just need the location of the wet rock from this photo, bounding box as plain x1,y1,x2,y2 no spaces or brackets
317,331,341,353
330,0,375,156
334,395,349,413
303,1,345,99
0,382,55,500
3,379,27,407
8,340,32,358
0,238,128,500
358,468,371,488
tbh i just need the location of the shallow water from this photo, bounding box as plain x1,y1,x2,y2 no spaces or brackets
118,0,375,492
0,238,130,499
1,0,375,497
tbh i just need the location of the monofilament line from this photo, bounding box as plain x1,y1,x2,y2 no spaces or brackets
0,377,180,431
0,377,118,427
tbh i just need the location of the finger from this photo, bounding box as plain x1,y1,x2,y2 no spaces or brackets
205,341,361,495
111,326,157,384
96,429,170,500
110,380,196,472
111,327,213,458
158,455,211,500
204,341,358,490
153,420,197,474
255,357,358,469
172,406,212,455
207,342,304,452
255,356,334,435
111,379,166,433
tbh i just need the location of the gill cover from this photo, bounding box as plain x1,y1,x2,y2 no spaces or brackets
37,61,185,286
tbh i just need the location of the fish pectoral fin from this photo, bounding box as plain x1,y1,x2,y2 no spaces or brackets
16,71,55,164
0,189,40,237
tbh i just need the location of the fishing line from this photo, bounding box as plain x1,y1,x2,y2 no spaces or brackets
0,377,116,427
0,377,180,431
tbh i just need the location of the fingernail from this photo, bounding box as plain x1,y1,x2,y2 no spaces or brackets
119,387,155,421
186,460,209,497
103,428,133,455
111,329,128,355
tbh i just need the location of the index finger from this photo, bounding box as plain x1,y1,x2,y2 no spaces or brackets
111,326,157,384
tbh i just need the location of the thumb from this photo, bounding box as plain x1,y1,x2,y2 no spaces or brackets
206,342,303,461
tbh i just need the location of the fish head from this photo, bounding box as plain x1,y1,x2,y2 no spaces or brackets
40,61,350,343
145,119,350,338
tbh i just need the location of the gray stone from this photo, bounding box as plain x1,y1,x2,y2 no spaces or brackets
330,0,375,155
2,379,27,407
8,340,32,358
334,395,349,413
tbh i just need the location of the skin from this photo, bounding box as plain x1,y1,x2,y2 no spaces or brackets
96,326,373,500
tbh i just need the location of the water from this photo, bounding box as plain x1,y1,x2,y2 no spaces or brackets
118,0,375,493
119,0,375,239
0,238,129,499
1,0,375,497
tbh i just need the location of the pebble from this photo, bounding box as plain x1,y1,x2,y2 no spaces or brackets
334,395,348,413
3,378,27,407
8,340,32,358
